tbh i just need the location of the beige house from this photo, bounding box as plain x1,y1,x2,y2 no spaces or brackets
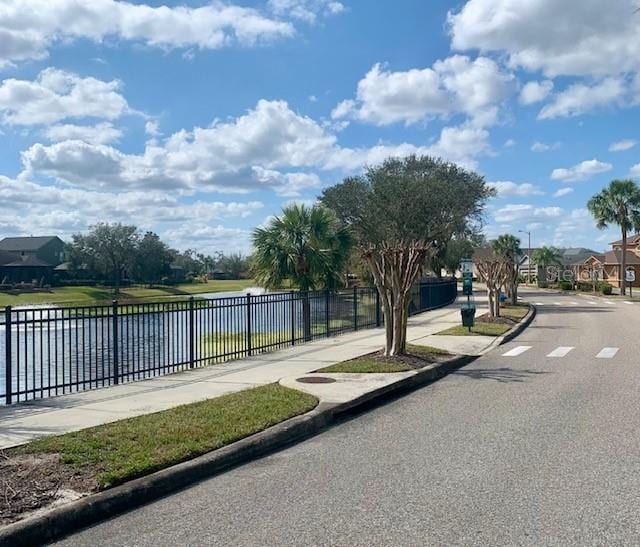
576,235,640,288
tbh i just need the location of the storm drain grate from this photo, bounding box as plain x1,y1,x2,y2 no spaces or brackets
296,376,337,384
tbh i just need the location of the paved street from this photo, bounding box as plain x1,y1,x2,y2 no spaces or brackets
57,288,640,546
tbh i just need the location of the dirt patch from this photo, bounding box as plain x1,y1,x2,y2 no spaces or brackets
0,451,96,526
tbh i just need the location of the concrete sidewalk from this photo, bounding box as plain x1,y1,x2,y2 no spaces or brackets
0,296,494,449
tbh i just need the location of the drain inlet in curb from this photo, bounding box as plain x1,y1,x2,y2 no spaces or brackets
296,376,336,384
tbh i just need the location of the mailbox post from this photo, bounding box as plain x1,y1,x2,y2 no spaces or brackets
460,259,476,331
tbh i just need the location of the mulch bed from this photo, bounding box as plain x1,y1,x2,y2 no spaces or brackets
476,313,518,325
356,348,451,370
0,451,96,526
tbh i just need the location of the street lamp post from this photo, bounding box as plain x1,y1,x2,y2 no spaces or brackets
518,230,531,285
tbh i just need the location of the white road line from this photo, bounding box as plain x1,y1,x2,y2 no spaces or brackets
624,301,634,305
603,300,615,305
596,347,619,359
587,301,599,305
568,301,578,305
502,346,532,357
554,302,563,306
547,346,574,358
535,302,544,306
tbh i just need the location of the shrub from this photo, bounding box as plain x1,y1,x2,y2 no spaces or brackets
600,282,613,295
576,281,594,292
538,281,549,288
559,280,573,291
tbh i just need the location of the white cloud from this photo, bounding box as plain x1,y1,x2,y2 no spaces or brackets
448,0,640,78
539,78,626,119
0,0,295,67
268,0,345,23
22,100,492,194
531,141,560,152
609,139,637,152
503,138,515,148
0,175,263,254
630,163,640,177
488,181,544,197
0,68,129,125
553,187,574,198
332,55,515,127
144,121,161,137
44,122,122,145
519,80,553,105
551,159,613,182
494,203,563,223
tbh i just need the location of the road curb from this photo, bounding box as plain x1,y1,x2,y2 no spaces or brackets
479,303,537,355
0,312,534,546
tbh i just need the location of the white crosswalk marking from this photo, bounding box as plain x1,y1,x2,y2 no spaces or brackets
502,346,532,357
554,302,563,306
596,347,619,359
568,301,578,305
535,302,544,306
603,300,615,305
547,346,574,358
624,301,634,305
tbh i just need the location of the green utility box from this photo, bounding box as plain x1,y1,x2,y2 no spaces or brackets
460,302,476,328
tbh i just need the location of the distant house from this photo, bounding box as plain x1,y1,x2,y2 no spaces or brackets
573,235,640,288
0,236,65,284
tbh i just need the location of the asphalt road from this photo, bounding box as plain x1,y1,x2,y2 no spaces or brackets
56,288,640,546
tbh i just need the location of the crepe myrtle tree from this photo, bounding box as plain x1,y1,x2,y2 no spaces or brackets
321,155,494,356
474,251,511,318
491,234,522,305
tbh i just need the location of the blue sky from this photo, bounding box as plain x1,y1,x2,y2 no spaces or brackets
1,0,639,254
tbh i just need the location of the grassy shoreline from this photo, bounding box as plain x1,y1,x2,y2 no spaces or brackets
0,280,256,308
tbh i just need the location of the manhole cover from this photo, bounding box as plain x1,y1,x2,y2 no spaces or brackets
296,376,336,384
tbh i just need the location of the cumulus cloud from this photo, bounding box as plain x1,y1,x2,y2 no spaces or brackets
519,80,553,105
22,100,492,194
538,78,626,119
609,139,637,152
488,181,544,197
44,122,123,144
448,0,640,78
531,141,560,152
553,187,574,198
0,175,263,253
551,159,612,182
0,68,129,126
331,55,514,127
630,163,640,177
0,0,296,67
268,0,345,23
493,203,563,223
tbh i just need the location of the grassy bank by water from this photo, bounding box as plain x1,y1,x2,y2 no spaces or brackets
0,280,255,308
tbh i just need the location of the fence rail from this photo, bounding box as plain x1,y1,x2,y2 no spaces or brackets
0,279,457,404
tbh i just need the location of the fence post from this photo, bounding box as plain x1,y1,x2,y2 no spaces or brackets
353,286,358,331
112,300,119,385
188,296,195,368
375,290,381,327
5,306,11,405
290,291,296,346
246,293,252,357
325,289,330,337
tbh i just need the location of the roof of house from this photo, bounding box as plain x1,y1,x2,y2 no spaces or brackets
610,234,640,246
0,249,18,266
4,255,53,267
584,254,606,263
603,250,640,265
560,247,601,265
0,236,62,252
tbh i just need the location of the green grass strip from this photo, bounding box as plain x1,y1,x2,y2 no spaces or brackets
436,323,511,337
15,384,318,489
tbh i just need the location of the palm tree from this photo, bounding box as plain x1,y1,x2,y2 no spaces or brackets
532,246,563,285
491,234,521,304
251,204,352,339
587,179,640,295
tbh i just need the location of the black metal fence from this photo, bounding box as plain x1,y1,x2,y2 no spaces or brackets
0,279,457,404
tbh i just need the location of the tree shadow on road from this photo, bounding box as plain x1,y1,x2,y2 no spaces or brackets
453,367,550,383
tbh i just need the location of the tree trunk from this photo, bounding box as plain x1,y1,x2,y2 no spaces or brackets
621,229,627,296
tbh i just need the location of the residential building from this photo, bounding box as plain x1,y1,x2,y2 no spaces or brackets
0,236,65,284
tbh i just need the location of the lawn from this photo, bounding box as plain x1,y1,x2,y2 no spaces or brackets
11,384,317,490
0,280,256,307
436,322,512,337
317,343,450,373
500,303,530,321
